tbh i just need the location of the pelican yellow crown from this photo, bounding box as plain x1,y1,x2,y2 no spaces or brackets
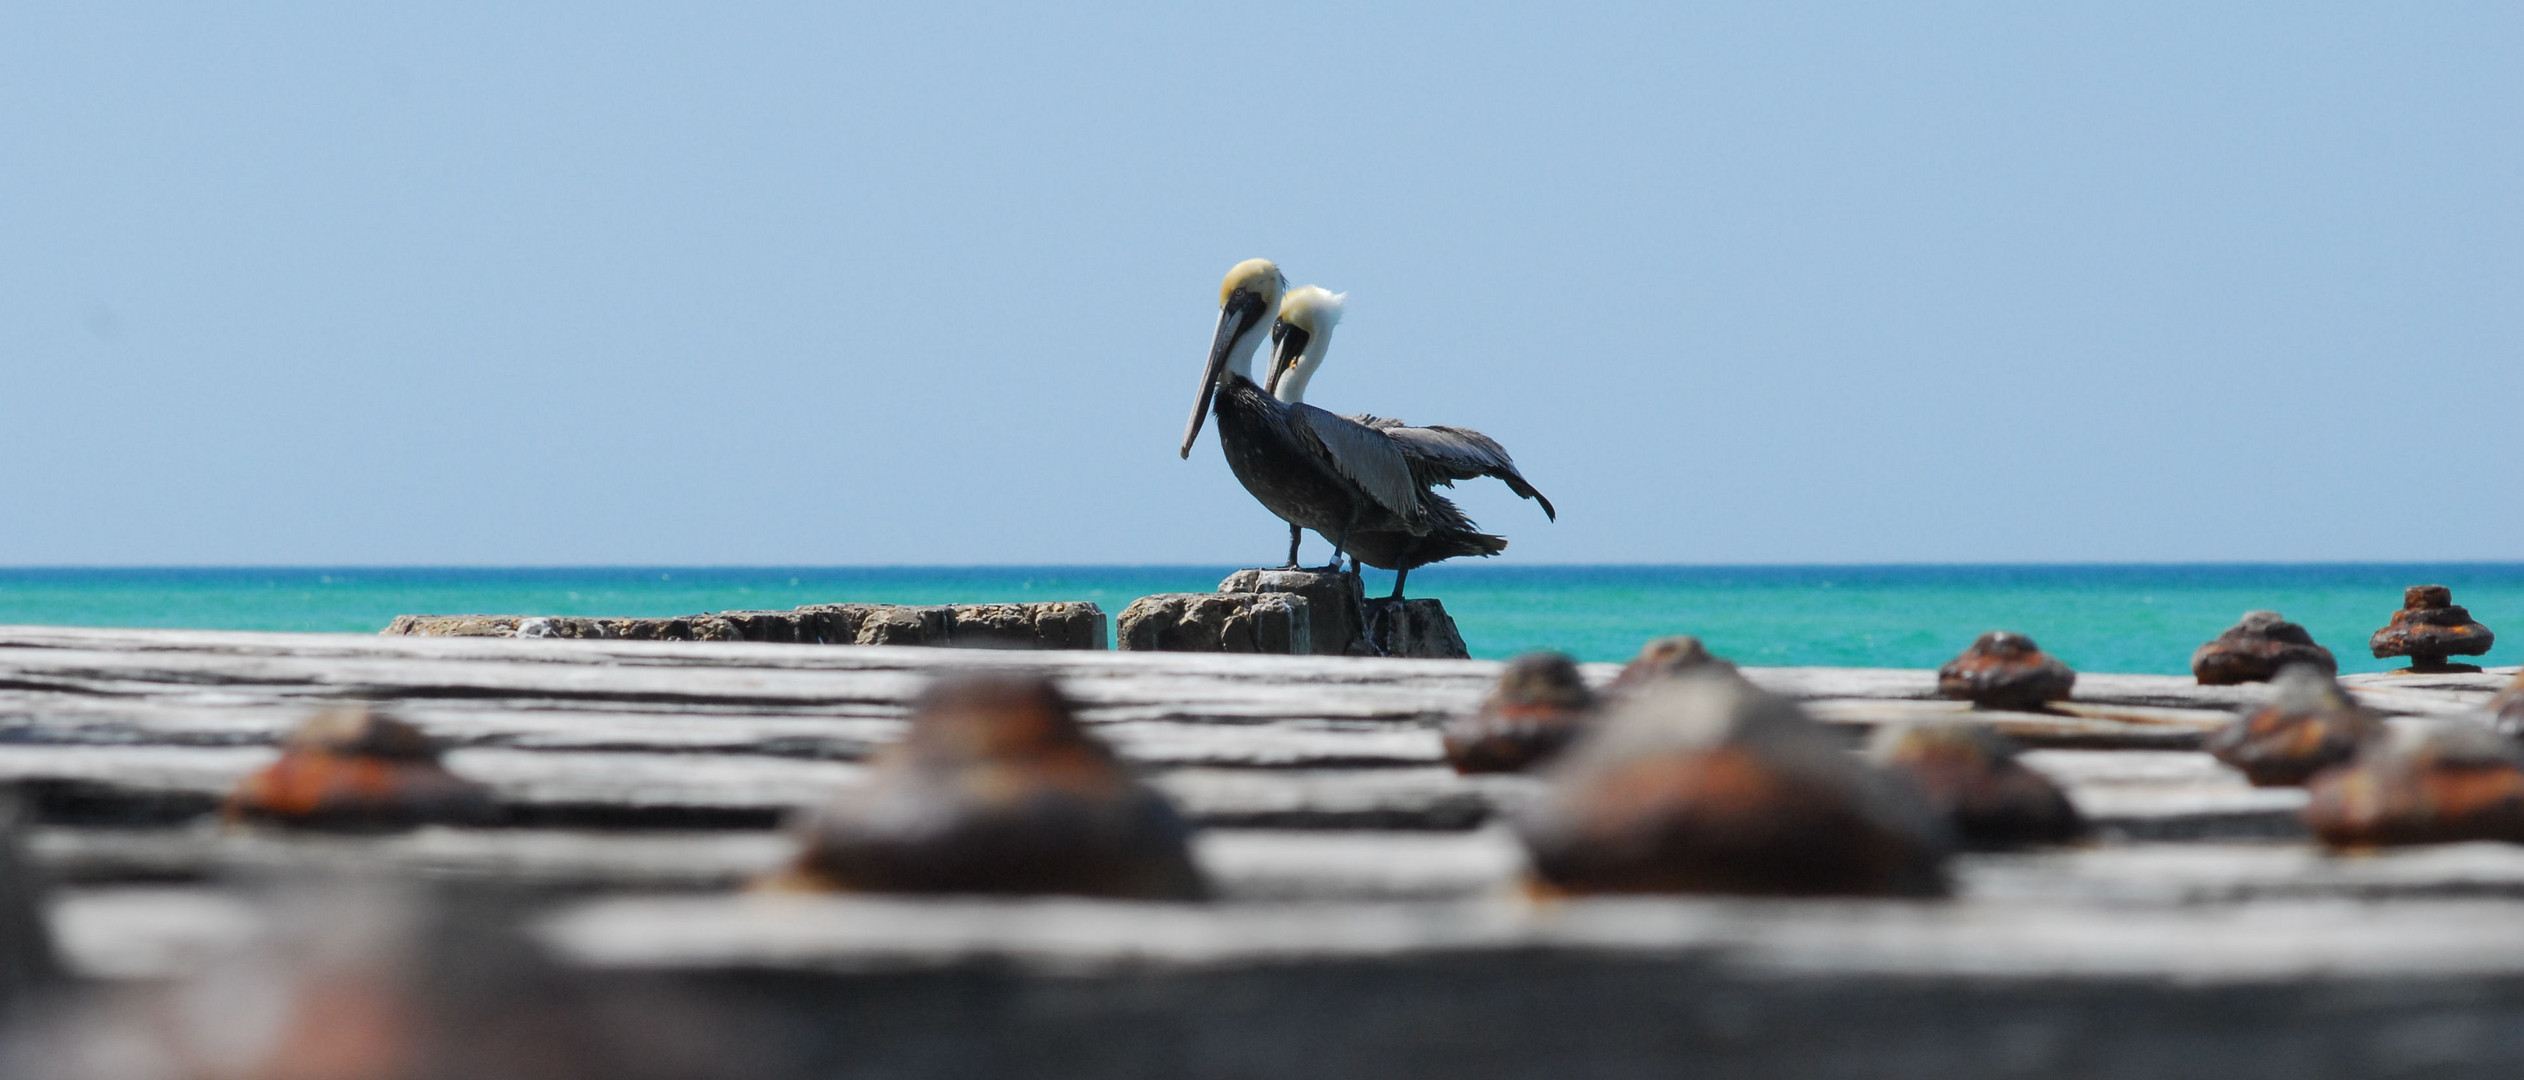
1218,257,1285,307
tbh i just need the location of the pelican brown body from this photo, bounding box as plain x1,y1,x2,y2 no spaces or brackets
1263,285,1555,597
784,673,1204,899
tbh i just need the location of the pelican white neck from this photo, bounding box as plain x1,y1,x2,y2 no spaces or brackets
1270,286,1348,404
1273,332,1330,404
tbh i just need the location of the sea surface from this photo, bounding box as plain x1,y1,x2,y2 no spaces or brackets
1,565,2518,676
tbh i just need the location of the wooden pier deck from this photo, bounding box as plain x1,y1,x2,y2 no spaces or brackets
1,624,2520,1077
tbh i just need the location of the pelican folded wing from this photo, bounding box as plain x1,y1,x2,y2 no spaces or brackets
1285,403,1427,531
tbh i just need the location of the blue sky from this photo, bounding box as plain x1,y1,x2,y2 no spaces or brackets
2,4,2516,565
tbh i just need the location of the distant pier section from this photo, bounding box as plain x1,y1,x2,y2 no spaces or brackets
1118,568,1470,659
382,569,1473,658
385,601,1107,651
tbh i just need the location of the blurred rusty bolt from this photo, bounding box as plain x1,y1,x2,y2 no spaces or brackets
1516,670,1948,897
2304,724,2524,849
1934,631,2075,711
2203,664,2383,787
2490,672,2524,741
782,672,1205,899
2191,611,2338,686
226,706,496,830
1869,722,2083,848
1443,652,1597,774
2369,584,2496,674
1603,635,1736,698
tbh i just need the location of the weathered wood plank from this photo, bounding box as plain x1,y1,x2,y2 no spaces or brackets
524,891,2524,980
27,827,797,890
23,827,1532,899
50,822,2524,908
53,878,2524,984
1,631,2501,778
0,741,2302,841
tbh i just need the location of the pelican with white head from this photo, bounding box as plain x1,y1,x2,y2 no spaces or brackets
1265,285,1347,404
1257,282,1557,597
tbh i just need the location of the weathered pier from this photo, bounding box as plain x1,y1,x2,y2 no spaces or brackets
0,624,2518,1077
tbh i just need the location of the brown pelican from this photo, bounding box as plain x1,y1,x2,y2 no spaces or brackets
1266,285,1556,598
1180,260,1426,569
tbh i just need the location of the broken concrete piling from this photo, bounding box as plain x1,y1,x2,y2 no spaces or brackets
1119,570,1471,658
1116,592,1313,653
1218,568,1371,655
385,600,1108,650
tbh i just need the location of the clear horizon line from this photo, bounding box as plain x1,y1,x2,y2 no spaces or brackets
3,560,2522,572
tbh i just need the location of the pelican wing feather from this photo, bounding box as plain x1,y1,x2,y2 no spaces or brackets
1285,404,1425,526
1350,416,1556,521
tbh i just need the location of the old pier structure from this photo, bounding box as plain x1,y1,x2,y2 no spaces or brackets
0,619,2515,1076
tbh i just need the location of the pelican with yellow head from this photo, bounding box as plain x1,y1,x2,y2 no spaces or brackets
1180,260,1428,569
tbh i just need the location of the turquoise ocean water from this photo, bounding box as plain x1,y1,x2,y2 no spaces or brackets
0,565,2517,676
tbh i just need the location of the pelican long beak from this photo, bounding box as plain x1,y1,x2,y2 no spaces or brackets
1179,295,1264,458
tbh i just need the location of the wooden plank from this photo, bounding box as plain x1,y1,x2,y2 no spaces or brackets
53,878,2524,983
0,736,2301,837
1,632,2499,775
52,835,2524,980
523,890,2524,980
27,827,796,890
23,827,1530,899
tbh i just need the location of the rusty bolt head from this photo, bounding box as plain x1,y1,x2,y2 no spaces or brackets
785,673,1205,900
1443,652,1596,774
2490,672,2524,740
1935,631,2076,711
2304,724,2524,848
1868,722,2083,848
227,706,496,830
2192,610,2338,686
2369,584,2495,672
1516,670,1948,897
1604,635,1736,697
2203,664,2382,787
283,706,442,761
